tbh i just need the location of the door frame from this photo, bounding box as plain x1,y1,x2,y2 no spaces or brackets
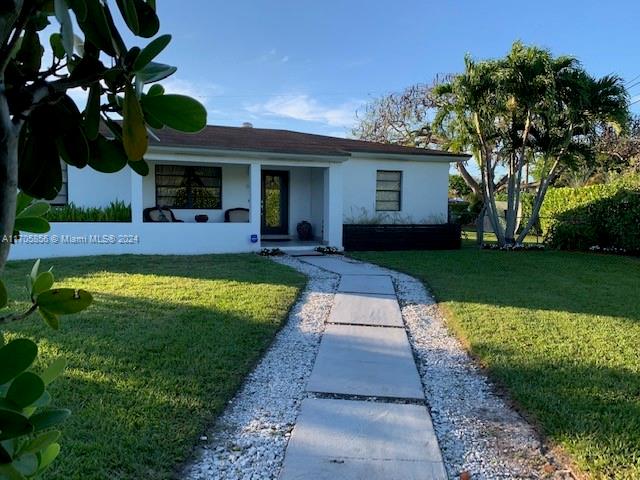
261,170,290,235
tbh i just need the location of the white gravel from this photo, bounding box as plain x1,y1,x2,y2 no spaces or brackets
185,253,573,480
389,268,574,480
184,256,338,480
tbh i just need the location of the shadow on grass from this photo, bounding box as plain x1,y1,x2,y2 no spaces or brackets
474,341,640,477
2,256,304,480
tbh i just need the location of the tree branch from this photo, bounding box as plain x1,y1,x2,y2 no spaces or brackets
0,303,38,324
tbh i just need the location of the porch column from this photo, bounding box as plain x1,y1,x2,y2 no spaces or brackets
323,163,343,249
130,170,143,224
249,162,261,244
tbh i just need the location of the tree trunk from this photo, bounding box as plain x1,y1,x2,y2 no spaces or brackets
476,204,486,246
0,84,18,273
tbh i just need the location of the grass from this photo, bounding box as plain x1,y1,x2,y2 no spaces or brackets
2,254,305,480
352,243,640,479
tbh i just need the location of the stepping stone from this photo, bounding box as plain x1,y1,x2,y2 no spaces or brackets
306,324,424,399
329,292,403,327
338,274,395,295
279,398,447,480
301,256,385,275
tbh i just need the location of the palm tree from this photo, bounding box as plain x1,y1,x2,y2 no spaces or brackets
433,42,629,246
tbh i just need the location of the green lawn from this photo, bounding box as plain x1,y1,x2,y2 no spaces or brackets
2,254,305,480
352,244,640,479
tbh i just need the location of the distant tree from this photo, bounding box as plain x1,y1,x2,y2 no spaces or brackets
433,42,629,246
449,174,472,198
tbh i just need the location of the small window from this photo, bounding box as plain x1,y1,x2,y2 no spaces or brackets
51,162,68,206
155,165,222,209
376,170,401,211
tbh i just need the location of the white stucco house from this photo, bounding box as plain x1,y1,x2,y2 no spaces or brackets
9,124,467,260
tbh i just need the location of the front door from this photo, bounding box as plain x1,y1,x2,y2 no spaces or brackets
261,170,289,235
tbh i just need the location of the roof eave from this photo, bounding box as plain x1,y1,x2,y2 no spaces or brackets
347,150,471,163
147,144,350,163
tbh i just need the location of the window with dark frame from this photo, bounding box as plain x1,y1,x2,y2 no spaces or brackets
155,165,222,209
375,170,402,211
51,162,68,206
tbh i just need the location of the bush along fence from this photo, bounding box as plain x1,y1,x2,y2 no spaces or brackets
540,178,640,254
46,201,131,223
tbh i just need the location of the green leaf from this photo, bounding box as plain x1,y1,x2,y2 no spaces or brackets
0,339,38,385
122,84,148,161
49,32,65,59
147,83,164,96
23,430,61,454
141,94,207,132
0,279,6,309
88,136,128,173
18,125,62,201
37,443,60,470
128,158,149,176
32,272,54,296
38,309,60,330
115,0,139,35
15,193,33,216
84,84,101,142
0,464,27,480
40,359,66,386
36,288,93,315
13,217,50,234
132,0,159,37
0,443,10,464
133,34,171,72
16,202,49,219
136,61,176,84
0,408,33,441
30,409,70,432
7,373,45,409
54,0,74,57
13,452,37,477
30,260,40,284
57,127,90,168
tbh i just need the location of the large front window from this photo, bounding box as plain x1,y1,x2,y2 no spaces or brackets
155,165,222,209
375,170,401,211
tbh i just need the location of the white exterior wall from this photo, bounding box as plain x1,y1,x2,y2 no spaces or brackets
8,222,259,260
68,166,131,207
341,157,450,224
8,148,454,261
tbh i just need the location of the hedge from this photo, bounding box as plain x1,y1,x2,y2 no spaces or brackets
540,178,640,252
46,201,131,222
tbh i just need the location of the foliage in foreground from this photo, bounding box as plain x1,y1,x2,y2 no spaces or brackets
46,201,131,223
2,254,304,479
353,247,640,479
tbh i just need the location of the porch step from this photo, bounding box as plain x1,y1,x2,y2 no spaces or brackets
288,250,324,257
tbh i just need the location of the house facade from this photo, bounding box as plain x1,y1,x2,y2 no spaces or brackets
9,125,466,260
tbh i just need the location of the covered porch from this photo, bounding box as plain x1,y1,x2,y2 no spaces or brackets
131,150,344,253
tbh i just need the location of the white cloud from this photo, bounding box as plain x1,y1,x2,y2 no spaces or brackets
246,94,362,128
160,78,223,101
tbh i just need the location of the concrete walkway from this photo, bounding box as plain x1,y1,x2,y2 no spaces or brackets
279,256,447,480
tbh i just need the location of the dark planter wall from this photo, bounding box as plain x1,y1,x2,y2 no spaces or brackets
343,224,461,251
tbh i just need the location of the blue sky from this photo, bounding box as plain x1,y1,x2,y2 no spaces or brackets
148,0,640,137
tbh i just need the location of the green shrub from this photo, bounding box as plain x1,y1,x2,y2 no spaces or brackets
46,201,131,222
541,177,640,252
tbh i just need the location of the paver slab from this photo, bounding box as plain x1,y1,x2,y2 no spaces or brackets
306,324,424,399
279,398,446,480
301,256,386,275
338,275,395,295
329,292,403,327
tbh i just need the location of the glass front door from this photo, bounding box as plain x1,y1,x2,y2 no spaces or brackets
261,171,289,235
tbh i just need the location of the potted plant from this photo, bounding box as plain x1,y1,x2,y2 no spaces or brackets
297,221,313,240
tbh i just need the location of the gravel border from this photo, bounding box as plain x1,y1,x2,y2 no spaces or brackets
387,266,574,479
184,256,338,480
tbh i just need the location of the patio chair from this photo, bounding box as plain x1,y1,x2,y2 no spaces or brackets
143,206,184,222
224,208,250,223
